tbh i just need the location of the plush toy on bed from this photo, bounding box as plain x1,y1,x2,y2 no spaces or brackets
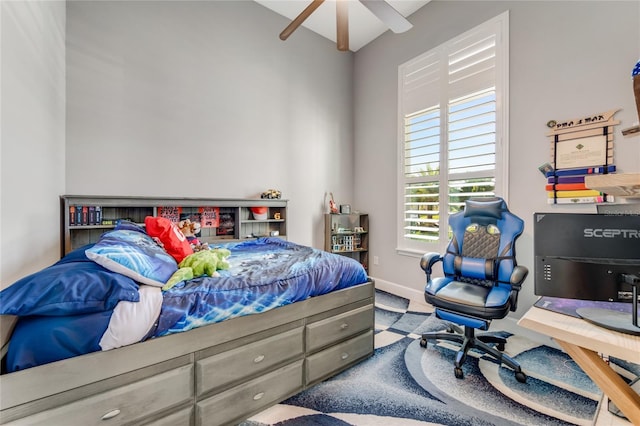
178,219,209,251
162,248,231,291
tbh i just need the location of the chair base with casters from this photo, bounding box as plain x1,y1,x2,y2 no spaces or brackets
419,197,528,383
419,312,527,383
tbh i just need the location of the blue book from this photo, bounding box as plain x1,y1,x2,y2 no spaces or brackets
545,165,615,177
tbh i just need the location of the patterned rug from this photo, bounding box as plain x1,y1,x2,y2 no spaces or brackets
243,290,638,426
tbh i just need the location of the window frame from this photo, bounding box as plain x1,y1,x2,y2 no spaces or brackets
396,11,510,257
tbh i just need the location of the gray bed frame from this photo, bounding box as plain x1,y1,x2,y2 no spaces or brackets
0,280,374,425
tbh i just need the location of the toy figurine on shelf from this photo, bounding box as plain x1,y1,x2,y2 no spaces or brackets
329,192,339,214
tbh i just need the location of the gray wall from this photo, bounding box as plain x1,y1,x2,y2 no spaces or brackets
65,0,355,249
355,1,640,317
1,1,66,288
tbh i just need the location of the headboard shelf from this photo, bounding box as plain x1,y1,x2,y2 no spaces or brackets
60,195,288,257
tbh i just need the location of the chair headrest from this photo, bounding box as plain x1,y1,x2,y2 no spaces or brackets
464,197,505,221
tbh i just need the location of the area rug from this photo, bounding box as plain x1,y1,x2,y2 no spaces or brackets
243,290,637,426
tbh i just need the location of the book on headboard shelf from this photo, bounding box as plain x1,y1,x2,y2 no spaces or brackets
68,204,103,225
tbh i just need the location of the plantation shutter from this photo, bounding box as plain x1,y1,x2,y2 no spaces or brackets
398,13,508,253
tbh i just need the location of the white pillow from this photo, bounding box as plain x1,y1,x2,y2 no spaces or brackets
99,285,163,351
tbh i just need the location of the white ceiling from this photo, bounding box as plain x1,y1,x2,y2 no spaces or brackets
255,0,431,51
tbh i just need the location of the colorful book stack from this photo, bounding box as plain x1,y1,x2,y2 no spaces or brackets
545,166,616,204
68,205,102,225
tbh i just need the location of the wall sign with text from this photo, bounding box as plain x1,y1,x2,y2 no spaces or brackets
543,109,619,204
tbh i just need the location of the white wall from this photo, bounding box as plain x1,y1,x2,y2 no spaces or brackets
354,1,640,316
65,0,355,248
0,1,66,288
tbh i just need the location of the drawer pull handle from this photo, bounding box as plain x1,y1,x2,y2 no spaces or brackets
340,323,349,330
253,392,265,401
341,352,349,360
254,354,265,363
101,409,121,420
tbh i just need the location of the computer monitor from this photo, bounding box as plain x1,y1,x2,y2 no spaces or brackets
533,212,640,335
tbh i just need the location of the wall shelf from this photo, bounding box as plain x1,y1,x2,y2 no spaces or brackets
585,173,640,197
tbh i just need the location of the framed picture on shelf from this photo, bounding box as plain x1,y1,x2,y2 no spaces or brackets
216,212,235,236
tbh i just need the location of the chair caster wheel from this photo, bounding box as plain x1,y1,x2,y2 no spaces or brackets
419,338,428,348
497,342,505,351
515,371,527,383
454,367,464,379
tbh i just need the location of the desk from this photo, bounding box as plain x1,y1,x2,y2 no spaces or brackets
518,307,640,425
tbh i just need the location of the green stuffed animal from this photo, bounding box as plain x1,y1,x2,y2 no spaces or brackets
163,248,231,291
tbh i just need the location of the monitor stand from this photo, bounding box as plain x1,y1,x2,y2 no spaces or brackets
576,308,640,336
576,281,639,336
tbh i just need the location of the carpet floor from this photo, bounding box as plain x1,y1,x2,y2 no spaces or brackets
243,290,638,426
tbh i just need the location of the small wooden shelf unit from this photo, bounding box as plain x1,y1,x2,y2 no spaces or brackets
324,213,369,273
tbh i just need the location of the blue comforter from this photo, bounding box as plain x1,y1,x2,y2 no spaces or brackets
154,237,368,336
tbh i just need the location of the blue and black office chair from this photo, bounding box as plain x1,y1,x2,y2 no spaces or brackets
419,197,528,382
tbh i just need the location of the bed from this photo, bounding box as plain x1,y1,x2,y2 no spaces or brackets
0,218,374,425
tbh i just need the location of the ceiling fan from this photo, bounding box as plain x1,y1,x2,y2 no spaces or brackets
279,0,413,52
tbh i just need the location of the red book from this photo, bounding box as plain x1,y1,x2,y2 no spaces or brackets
81,206,89,225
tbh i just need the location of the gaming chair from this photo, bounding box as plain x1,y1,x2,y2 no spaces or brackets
419,197,528,382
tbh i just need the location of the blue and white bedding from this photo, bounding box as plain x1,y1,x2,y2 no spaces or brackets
154,238,367,336
1,237,367,372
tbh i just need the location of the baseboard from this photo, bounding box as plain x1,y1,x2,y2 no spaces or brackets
372,277,425,305
370,276,560,350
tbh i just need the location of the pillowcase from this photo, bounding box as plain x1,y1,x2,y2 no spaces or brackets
6,310,113,372
85,229,178,287
0,258,140,316
99,285,163,350
144,216,193,263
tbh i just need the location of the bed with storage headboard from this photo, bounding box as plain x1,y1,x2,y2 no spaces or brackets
0,196,374,426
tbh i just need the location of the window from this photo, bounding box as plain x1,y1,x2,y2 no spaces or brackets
397,12,509,255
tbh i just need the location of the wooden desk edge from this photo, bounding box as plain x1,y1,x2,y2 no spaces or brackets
518,307,640,362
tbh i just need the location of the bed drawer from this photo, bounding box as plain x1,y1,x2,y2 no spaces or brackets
4,364,194,426
306,305,373,352
196,326,303,395
139,406,193,426
305,330,373,385
196,360,303,426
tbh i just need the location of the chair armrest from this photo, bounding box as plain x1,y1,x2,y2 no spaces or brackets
420,252,442,280
509,265,529,289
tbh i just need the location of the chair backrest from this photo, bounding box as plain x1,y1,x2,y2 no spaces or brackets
442,197,524,287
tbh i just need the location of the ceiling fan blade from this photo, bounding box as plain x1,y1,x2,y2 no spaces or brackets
279,0,325,41
336,0,349,51
359,0,413,33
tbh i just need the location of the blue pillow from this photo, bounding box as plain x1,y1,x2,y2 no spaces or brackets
0,260,140,316
6,310,113,372
85,229,178,287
